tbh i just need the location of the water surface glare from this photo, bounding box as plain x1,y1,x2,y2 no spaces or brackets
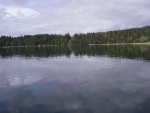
0,45,150,113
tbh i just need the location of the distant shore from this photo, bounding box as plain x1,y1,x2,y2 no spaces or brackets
88,42,150,45
0,45,61,48
1,42,150,48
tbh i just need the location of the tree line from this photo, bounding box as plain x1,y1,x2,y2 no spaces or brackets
0,26,150,47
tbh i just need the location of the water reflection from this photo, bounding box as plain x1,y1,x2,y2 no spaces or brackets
0,45,150,113
0,79,150,113
0,45,150,61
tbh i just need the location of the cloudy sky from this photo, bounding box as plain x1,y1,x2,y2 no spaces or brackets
0,0,150,36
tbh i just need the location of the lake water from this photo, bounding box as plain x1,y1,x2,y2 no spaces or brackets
0,45,150,113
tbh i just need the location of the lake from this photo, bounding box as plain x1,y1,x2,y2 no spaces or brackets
0,45,150,113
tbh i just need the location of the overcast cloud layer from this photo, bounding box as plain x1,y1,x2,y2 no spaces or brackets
0,0,150,36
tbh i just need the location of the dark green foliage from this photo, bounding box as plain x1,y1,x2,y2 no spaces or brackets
0,26,150,47
68,26,150,45
0,34,71,47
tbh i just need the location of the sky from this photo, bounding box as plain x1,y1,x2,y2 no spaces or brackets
0,0,150,36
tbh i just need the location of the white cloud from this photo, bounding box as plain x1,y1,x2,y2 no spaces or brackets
2,6,40,19
0,0,149,36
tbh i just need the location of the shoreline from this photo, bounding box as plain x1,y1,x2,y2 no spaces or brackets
1,43,150,48
0,45,61,48
88,42,150,46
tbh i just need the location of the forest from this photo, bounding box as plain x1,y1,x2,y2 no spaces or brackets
0,25,150,47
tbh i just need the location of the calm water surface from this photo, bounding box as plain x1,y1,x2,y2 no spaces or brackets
0,45,150,113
